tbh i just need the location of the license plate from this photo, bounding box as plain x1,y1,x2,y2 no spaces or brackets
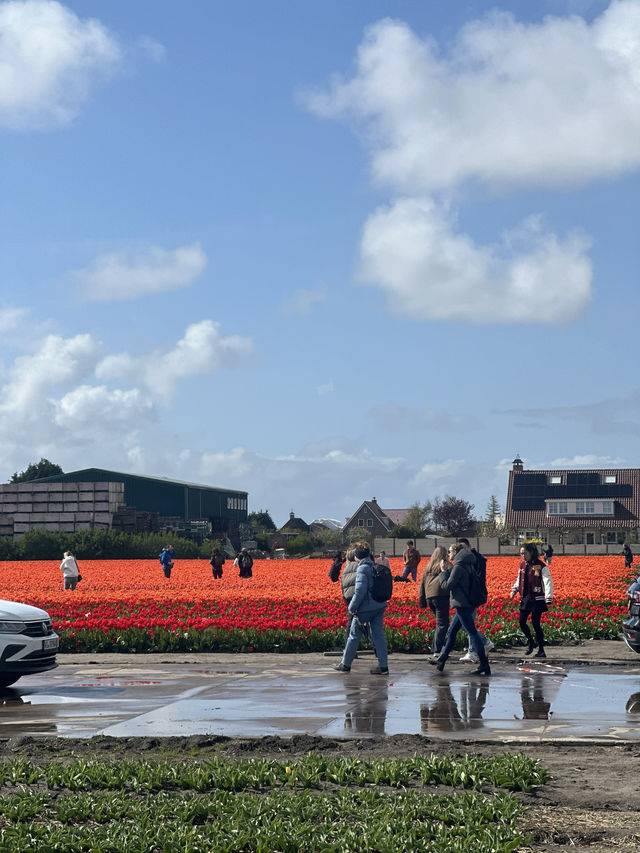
42,637,59,651
631,604,640,616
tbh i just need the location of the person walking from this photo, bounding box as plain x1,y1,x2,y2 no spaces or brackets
457,538,493,663
418,545,450,656
60,550,80,591
340,546,359,641
429,543,491,675
236,549,254,578
159,544,175,578
335,542,389,675
328,550,345,582
510,543,554,658
210,548,225,579
623,543,634,570
400,540,421,582
543,544,554,565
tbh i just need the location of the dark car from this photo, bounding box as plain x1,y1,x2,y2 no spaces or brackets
622,579,640,654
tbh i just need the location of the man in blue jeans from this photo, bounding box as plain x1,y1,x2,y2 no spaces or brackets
457,538,494,663
335,542,389,675
401,540,421,582
429,543,491,676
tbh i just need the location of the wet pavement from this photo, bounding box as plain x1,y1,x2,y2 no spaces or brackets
2,642,640,742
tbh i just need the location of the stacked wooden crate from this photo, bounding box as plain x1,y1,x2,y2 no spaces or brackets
0,481,124,539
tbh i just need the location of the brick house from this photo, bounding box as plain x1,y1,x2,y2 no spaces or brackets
343,498,409,539
505,456,640,545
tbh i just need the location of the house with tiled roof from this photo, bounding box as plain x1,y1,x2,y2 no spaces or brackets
343,498,409,538
505,456,640,545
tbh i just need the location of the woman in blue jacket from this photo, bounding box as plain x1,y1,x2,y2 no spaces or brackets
335,542,389,675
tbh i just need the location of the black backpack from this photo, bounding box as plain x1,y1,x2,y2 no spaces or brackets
239,553,253,578
371,562,393,603
469,550,488,606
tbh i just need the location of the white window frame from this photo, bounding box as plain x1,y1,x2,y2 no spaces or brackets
605,475,617,484
549,476,562,484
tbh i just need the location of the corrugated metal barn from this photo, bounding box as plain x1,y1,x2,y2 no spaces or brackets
0,468,248,542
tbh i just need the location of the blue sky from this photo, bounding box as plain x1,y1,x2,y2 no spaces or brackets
1,0,639,527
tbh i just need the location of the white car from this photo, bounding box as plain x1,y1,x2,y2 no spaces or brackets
0,600,59,688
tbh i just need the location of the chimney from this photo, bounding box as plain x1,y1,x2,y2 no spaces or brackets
512,455,524,472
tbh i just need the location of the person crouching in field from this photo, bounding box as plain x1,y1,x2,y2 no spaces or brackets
335,542,389,675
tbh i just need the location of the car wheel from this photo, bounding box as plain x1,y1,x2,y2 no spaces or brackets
0,675,21,689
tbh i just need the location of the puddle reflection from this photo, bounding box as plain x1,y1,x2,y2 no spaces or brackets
626,692,640,714
420,682,489,733
0,689,27,706
343,682,388,734
521,673,552,720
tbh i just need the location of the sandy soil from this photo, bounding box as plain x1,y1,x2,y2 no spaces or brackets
1,733,638,850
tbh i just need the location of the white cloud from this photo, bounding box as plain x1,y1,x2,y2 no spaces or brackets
53,385,153,431
309,4,640,193
411,459,467,489
280,286,327,316
316,379,334,396
0,0,121,129
307,2,640,324
75,243,207,302
138,35,165,62
360,198,592,323
370,402,469,431
96,319,253,396
0,332,99,416
0,316,252,477
542,454,626,467
0,306,28,332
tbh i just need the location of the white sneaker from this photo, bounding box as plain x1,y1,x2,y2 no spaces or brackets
459,651,479,663
484,639,494,653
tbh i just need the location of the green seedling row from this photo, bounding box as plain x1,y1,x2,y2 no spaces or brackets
0,788,525,852
0,753,548,794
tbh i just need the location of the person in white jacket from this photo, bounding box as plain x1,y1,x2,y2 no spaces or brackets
510,544,553,658
60,550,80,591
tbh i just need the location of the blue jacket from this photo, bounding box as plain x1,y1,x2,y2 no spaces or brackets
348,557,387,616
159,547,175,567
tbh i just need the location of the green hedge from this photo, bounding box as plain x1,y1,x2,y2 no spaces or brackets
0,529,224,560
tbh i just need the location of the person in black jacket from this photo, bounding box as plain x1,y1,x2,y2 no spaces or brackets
328,551,345,582
428,543,491,676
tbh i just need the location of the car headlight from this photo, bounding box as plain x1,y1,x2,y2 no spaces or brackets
0,621,25,633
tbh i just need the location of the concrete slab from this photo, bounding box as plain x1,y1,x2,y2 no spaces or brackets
1,645,640,741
